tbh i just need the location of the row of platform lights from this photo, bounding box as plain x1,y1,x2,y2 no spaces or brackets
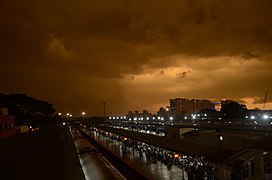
58,112,86,126
108,116,174,121
245,114,272,125
58,112,86,117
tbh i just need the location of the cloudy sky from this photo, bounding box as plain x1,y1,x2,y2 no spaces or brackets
1,0,272,116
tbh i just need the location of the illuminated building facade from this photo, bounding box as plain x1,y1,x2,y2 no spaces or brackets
169,98,215,117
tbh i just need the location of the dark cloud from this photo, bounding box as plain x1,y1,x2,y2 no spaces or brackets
1,0,272,115
176,70,191,80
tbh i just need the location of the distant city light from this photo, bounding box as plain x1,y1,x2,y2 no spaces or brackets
170,117,173,121
263,115,269,119
66,113,69,116
58,113,61,116
250,116,255,120
146,117,149,120
82,112,85,116
219,136,223,141
62,122,65,125
69,114,72,117
166,108,169,111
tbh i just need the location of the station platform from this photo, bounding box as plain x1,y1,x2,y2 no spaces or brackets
0,126,85,180
83,128,189,180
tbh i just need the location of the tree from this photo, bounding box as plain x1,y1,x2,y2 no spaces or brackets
220,101,247,120
0,93,56,126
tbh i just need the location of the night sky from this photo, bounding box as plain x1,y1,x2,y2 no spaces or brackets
1,0,272,116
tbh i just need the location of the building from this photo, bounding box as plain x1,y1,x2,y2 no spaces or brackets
169,98,215,117
0,107,16,139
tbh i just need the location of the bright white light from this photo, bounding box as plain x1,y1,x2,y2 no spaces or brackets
153,117,155,120
62,122,65,125
263,115,269,119
82,112,85,116
129,118,131,121
66,113,69,116
29,126,32,129
113,117,115,119
166,108,169,111
69,114,72,117
170,117,173,121
158,117,161,120
109,117,112,119
141,117,143,120
161,117,164,121
245,116,248,119
120,117,123,119
58,113,61,116
250,116,255,120
146,117,149,120
134,117,137,120
219,136,223,141
184,117,187,120
204,114,207,117
124,116,126,119
192,116,196,119
254,121,258,124
117,117,119,119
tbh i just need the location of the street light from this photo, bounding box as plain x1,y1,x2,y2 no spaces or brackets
82,112,86,116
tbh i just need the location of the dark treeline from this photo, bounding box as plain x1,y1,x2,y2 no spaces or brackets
0,93,60,127
220,101,248,119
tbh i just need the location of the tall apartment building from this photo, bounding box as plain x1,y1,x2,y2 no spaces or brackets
169,98,214,116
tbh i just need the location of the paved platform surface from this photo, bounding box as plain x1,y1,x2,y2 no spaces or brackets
84,129,188,180
0,126,85,180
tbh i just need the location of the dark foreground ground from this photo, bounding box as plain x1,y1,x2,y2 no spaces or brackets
0,126,85,180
